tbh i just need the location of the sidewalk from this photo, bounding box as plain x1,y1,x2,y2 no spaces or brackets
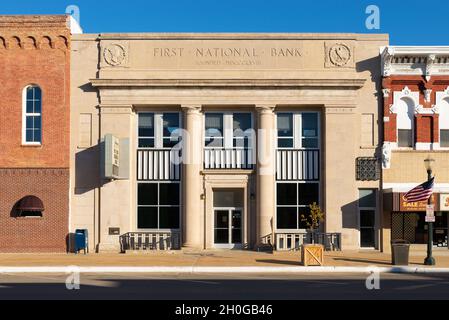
1,249,449,268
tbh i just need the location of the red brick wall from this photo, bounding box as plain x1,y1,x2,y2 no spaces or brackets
0,169,69,252
416,116,433,143
0,16,70,167
383,76,449,144
0,16,70,252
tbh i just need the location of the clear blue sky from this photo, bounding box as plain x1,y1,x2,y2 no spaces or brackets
1,0,448,45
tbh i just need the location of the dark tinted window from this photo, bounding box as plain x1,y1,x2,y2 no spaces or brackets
137,207,158,228
277,207,298,229
298,183,319,205
138,183,157,205
159,207,180,229
277,183,297,205
159,183,180,205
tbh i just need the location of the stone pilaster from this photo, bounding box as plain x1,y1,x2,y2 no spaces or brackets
97,104,133,252
181,104,203,248
323,105,357,249
255,105,276,246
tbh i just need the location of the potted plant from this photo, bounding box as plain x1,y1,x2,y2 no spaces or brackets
300,202,325,266
300,202,325,243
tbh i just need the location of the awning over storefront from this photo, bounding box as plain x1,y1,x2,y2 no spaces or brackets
17,195,45,212
383,191,449,212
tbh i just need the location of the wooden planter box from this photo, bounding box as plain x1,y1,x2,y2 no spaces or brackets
301,244,324,266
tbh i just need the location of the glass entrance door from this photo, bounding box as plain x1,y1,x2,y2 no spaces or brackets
214,208,242,247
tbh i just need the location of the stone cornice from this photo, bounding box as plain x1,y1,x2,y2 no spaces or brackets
94,33,387,41
381,46,449,56
90,78,366,89
381,46,449,78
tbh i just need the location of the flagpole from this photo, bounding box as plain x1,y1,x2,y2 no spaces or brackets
424,159,435,266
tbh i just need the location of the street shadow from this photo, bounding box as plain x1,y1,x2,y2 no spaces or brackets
255,259,302,266
2,276,449,300
332,257,392,266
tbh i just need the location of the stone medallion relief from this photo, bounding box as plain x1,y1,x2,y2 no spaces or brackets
325,42,354,68
102,42,128,67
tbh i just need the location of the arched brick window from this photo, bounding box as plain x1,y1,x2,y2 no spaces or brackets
396,97,415,147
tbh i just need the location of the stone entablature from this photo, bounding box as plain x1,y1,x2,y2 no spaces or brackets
77,33,388,81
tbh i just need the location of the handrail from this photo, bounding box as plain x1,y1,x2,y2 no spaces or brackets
119,231,181,252
275,232,341,251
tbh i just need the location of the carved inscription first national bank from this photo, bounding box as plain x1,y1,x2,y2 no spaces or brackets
152,46,302,67
103,41,309,69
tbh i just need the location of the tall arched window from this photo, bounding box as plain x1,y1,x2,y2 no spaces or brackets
396,97,415,147
440,98,449,148
22,85,42,144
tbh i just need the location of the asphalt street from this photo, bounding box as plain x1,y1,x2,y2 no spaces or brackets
1,272,449,300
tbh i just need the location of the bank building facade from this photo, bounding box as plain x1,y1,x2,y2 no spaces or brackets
68,31,387,252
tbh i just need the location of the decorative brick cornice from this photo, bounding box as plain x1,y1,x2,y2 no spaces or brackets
0,34,69,50
0,15,69,29
0,15,70,50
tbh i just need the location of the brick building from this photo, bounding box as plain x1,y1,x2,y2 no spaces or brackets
381,46,449,252
0,15,79,252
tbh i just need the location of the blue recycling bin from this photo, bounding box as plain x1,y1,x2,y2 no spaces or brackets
74,229,88,254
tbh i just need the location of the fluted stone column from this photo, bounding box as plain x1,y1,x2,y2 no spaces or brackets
182,104,203,248
255,105,276,246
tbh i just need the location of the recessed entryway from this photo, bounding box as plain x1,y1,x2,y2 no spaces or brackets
213,189,244,249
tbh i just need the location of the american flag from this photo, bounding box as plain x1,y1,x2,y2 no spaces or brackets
403,177,434,203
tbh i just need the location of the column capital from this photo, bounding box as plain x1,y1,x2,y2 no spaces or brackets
255,104,276,114
181,104,202,114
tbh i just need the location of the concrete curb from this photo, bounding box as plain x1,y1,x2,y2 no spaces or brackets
1,266,449,274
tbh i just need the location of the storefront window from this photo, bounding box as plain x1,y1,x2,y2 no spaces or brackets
392,212,448,246
137,182,180,229
233,113,252,148
276,182,319,229
162,113,180,148
205,113,224,147
277,113,293,148
277,112,319,149
138,112,181,149
205,112,253,148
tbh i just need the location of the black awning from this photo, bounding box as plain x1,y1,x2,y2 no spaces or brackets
17,195,44,212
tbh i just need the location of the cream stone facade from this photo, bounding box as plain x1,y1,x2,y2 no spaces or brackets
70,33,388,252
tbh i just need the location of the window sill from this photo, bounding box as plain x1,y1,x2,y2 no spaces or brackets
14,216,43,219
134,229,181,232
21,143,42,147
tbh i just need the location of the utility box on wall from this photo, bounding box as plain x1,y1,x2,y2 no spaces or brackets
102,134,130,180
